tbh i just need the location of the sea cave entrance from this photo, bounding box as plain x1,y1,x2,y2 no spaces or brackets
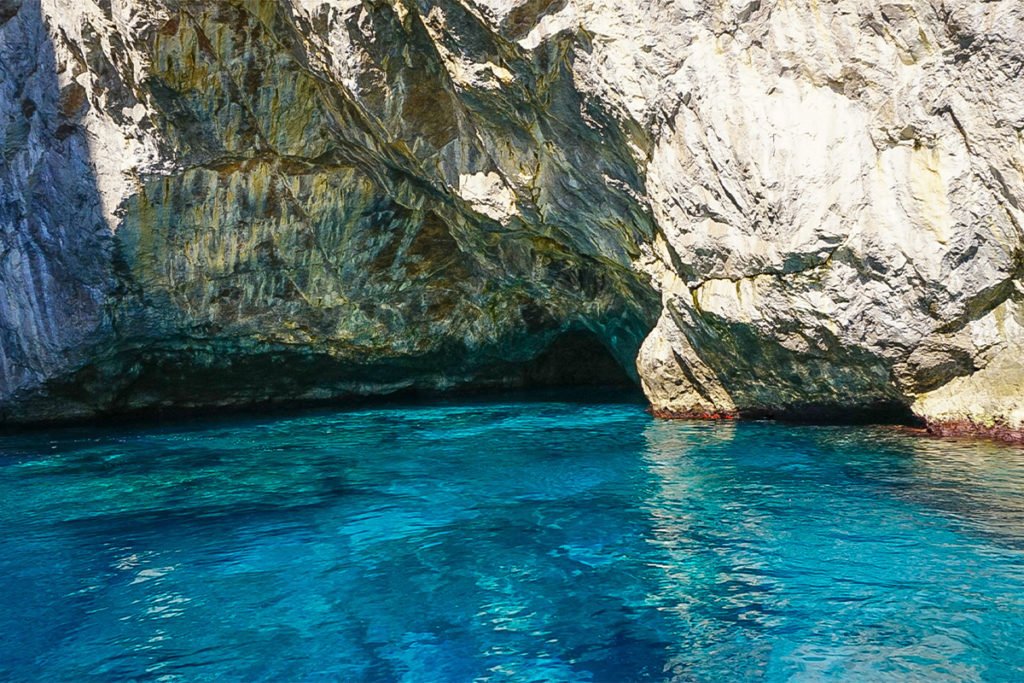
515,329,638,390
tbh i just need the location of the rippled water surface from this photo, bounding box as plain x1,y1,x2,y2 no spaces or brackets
3,395,1024,681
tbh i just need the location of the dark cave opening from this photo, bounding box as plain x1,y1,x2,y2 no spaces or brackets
739,402,924,427
1,328,644,428
515,329,638,389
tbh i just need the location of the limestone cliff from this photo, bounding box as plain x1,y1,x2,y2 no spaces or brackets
0,0,1021,438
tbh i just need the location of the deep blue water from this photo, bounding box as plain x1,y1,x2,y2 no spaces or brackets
2,396,1024,682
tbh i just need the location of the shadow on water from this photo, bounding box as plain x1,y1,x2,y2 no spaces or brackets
0,382,648,448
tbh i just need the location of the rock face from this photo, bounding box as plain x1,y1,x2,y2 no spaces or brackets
626,0,1024,436
0,0,1021,437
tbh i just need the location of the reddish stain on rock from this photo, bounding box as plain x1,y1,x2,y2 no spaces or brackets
926,420,1024,445
651,408,737,420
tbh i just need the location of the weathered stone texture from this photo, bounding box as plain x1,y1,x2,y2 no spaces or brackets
1,0,1021,436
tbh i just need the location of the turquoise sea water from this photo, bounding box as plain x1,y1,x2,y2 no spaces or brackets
2,394,1024,682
